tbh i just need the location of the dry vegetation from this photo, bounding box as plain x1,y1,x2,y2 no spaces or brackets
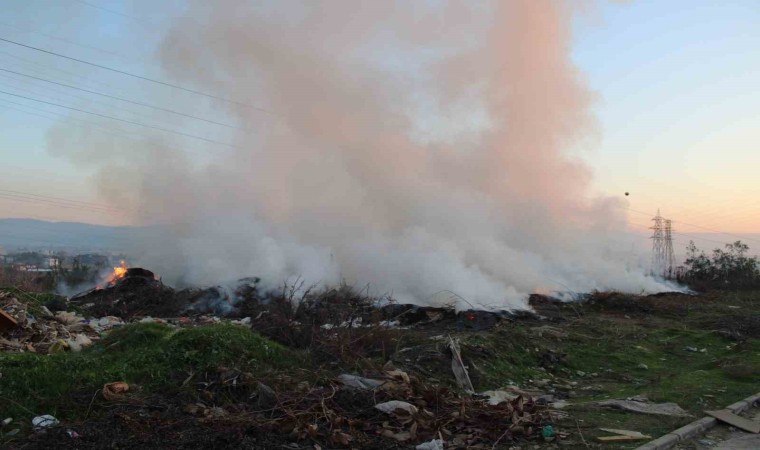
1,281,758,449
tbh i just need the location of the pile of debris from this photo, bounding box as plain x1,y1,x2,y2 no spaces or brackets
180,367,561,448
0,291,122,354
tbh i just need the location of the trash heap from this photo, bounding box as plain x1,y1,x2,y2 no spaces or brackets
184,368,561,449
0,291,123,354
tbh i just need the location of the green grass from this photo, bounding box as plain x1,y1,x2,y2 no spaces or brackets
466,325,553,388
0,323,301,422
467,294,760,447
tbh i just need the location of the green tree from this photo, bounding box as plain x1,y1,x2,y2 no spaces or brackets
683,240,759,288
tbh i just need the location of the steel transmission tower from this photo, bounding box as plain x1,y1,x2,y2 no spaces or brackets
650,210,665,277
663,219,676,279
650,210,676,278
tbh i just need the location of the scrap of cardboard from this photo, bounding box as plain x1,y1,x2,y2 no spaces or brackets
705,410,760,434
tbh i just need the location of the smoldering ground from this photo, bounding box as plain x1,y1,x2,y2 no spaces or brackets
46,0,678,309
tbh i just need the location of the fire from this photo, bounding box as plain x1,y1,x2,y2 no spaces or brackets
103,261,128,287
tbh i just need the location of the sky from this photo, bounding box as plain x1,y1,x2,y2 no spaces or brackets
1,0,759,259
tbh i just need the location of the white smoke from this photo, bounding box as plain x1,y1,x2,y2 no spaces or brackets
47,0,678,310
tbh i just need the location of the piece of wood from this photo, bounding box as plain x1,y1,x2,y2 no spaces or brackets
599,428,650,438
0,310,18,332
705,409,760,434
447,335,474,393
597,435,651,442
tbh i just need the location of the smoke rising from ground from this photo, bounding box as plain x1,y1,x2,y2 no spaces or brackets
49,0,676,309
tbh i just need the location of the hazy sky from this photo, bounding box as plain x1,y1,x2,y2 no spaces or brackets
1,0,759,254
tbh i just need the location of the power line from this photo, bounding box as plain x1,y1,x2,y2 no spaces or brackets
0,48,127,93
0,193,124,216
0,89,237,147
0,72,205,134
0,36,271,112
0,20,125,60
622,205,760,245
0,191,122,214
0,189,119,211
0,99,207,157
0,67,242,129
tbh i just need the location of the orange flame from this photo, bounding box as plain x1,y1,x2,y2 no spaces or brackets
103,261,128,287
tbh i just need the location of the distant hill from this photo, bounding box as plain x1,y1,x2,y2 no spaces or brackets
0,218,146,252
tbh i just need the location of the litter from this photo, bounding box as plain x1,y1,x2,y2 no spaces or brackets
596,399,691,417
385,369,410,384
32,415,59,429
375,400,418,415
102,381,130,401
67,334,93,352
705,409,760,433
337,374,385,390
480,389,518,405
597,428,651,441
416,438,444,450
448,335,474,393
54,311,78,325
0,310,18,331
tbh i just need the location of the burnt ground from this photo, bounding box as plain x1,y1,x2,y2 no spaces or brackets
2,286,759,449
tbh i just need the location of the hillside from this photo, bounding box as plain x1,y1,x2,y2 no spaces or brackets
0,218,144,252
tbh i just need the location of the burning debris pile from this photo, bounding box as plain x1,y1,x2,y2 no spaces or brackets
69,264,183,318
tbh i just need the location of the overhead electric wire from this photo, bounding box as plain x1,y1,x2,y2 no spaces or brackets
0,72,205,133
0,51,243,134
0,99,207,158
0,20,124,59
0,193,125,216
0,191,122,214
624,220,757,260
0,36,271,112
0,188,120,211
0,48,127,93
0,89,238,147
0,67,241,129
622,206,760,245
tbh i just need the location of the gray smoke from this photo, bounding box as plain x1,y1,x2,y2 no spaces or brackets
47,0,678,310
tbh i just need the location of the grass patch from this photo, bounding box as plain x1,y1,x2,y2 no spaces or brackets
468,324,556,388
0,323,301,422
469,293,759,444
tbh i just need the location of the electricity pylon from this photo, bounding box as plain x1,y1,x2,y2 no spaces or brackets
663,219,676,279
650,210,675,279
650,210,665,277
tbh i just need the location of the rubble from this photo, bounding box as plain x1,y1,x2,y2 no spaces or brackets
0,292,100,354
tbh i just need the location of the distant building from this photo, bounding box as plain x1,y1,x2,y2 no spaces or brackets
74,254,110,268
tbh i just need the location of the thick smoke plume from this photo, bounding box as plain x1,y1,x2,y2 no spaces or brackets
49,0,676,309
